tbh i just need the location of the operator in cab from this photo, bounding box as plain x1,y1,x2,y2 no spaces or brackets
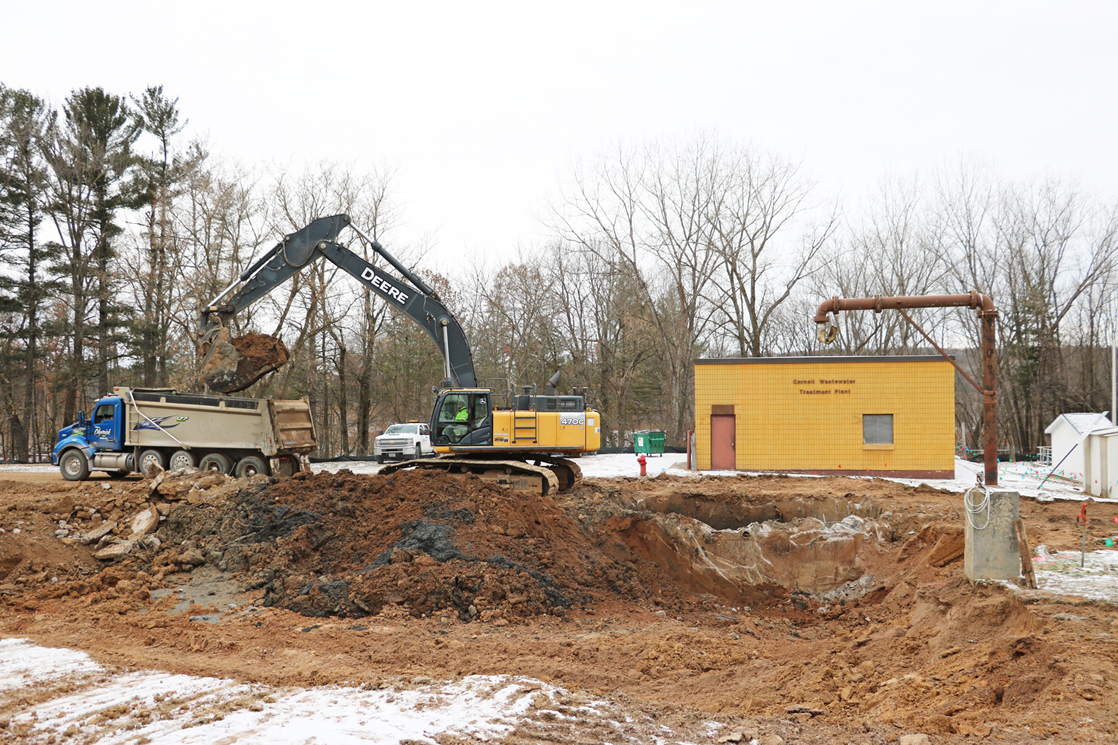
439,396,470,442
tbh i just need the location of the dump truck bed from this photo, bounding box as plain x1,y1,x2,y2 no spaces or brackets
120,389,316,456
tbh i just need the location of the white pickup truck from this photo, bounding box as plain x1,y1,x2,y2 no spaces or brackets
374,422,435,463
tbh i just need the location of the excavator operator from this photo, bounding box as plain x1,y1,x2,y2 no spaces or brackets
439,395,470,442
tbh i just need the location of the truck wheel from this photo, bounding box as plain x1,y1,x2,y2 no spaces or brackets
138,449,165,475
235,455,267,479
169,450,196,471
414,445,423,459
199,453,232,475
376,454,385,464
59,450,90,482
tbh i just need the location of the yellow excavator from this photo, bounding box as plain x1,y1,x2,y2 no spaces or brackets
197,214,601,494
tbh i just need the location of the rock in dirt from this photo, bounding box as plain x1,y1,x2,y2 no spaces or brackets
80,522,117,546
899,735,930,745
48,496,75,518
129,507,159,539
178,548,205,566
95,541,134,561
784,704,823,716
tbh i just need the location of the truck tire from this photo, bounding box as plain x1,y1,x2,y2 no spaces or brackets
199,453,232,475
138,449,166,475
169,450,196,471
59,450,90,482
376,454,385,464
414,445,423,459
235,455,267,479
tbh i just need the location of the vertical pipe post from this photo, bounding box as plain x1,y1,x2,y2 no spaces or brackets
981,310,998,486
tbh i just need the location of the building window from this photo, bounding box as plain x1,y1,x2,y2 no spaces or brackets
863,414,894,445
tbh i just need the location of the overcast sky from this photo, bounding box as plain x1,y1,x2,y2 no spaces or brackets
4,1,1116,266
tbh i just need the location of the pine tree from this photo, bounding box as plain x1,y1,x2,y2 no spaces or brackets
43,87,140,417
0,85,60,460
132,86,194,386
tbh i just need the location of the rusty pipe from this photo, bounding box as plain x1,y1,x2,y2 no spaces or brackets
812,291,999,487
813,291,994,325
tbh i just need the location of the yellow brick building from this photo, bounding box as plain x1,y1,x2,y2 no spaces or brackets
694,356,955,478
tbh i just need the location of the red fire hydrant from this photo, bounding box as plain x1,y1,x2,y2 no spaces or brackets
637,453,647,477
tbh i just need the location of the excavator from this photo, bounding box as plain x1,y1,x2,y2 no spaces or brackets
197,214,601,494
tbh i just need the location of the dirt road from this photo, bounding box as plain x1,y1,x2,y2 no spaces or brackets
1,466,1115,743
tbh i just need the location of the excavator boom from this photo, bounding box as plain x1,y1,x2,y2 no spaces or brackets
198,214,475,393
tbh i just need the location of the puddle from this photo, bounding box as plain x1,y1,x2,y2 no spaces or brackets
612,493,888,603
148,565,262,622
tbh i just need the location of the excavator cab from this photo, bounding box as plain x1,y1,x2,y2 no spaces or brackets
433,389,493,446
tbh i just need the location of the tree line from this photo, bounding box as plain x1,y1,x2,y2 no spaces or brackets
3,83,1117,461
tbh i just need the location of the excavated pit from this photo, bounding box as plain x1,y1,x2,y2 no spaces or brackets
609,490,889,604
636,491,883,529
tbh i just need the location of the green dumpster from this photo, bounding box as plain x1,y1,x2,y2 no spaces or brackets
634,430,666,456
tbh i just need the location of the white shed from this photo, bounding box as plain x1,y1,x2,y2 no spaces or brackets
1044,412,1112,483
1084,426,1118,497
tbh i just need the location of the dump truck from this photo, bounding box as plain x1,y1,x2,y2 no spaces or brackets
53,387,317,481
197,213,601,494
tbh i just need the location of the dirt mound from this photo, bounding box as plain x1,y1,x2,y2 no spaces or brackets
148,468,670,622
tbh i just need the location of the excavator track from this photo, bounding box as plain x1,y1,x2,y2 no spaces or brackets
532,454,582,491
380,454,582,496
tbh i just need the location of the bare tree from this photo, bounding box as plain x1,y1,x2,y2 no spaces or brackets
993,178,1118,451
264,162,408,454
176,147,268,390
542,240,660,440
468,257,565,390
813,175,949,355
554,137,726,444
130,86,196,387
939,162,1118,452
706,146,837,357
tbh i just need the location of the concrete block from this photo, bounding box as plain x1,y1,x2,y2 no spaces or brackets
964,488,1021,582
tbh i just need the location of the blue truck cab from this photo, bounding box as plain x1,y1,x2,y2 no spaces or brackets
53,395,133,480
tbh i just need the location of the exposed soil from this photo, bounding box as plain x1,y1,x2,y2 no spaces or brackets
1,467,1116,744
200,330,290,393
230,331,289,375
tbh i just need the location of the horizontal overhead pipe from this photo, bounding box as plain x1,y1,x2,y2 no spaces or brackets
813,291,995,325
814,292,999,487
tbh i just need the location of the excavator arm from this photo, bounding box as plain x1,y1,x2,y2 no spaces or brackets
198,214,476,393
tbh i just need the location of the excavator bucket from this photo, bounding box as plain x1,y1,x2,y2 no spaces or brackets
199,328,290,394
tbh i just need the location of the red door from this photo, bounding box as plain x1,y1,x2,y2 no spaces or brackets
710,415,736,470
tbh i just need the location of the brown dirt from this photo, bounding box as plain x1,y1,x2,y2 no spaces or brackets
201,330,290,393
1,468,1116,743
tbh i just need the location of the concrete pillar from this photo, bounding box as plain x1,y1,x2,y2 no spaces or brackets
964,488,1021,582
